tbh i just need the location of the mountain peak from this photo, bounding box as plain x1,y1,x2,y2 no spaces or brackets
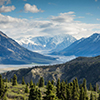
92,33,100,37
0,31,8,38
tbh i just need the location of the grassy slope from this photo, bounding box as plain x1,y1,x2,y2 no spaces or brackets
4,82,99,100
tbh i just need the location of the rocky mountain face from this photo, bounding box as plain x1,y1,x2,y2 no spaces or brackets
0,31,56,64
51,33,100,57
17,34,76,53
2,55,100,87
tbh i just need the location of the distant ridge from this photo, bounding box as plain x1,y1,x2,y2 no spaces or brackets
0,31,56,64
51,33,100,57
17,34,76,53
2,55,100,87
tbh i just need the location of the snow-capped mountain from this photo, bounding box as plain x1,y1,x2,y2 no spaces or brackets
0,31,55,64
51,33,100,57
17,34,76,53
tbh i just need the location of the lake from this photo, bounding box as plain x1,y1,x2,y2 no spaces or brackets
0,55,76,73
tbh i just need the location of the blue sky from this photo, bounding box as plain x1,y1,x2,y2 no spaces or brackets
0,0,100,39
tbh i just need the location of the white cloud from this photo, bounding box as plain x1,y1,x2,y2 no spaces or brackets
24,3,44,13
23,0,27,1
95,0,97,2
0,0,11,5
51,12,75,23
0,12,100,40
0,5,15,13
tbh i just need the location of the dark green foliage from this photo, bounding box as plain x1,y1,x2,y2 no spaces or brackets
98,93,100,100
79,87,84,100
56,79,60,99
60,80,66,100
43,81,58,100
0,74,5,98
30,79,33,88
82,78,87,92
51,80,54,85
67,82,73,100
12,74,17,86
72,79,79,100
22,77,25,85
89,83,93,91
96,84,99,93
94,94,97,100
29,85,41,100
25,85,29,93
90,92,94,100
39,77,44,87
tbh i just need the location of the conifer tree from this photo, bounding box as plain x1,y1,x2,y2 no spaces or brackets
89,83,93,91
72,79,79,100
39,77,44,87
43,81,58,100
12,74,17,86
0,74,5,98
56,78,61,99
51,80,54,85
67,82,73,100
22,77,25,85
29,86,36,100
90,92,94,100
82,78,87,92
30,79,33,88
94,94,97,100
79,87,84,100
60,81,66,100
75,78,79,92
98,93,100,100
25,85,29,93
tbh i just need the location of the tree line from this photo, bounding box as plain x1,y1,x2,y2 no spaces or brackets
0,74,100,100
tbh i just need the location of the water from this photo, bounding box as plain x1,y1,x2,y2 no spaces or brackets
0,55,76,73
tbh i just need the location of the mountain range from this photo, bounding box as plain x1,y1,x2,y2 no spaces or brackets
0,31,56,64
51,33,100,57
17,34,76,53
2,55,100,87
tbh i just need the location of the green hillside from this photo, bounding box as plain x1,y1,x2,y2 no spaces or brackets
2,55,100,87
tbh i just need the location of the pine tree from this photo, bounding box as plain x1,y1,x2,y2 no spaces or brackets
51,80,54,85
29,86,36,100
29,85,42,100
39,77,44,87
60,81,66,100
25,85,29,93
0,74,5,98
90,92,94,100
30,79,33,88
94,94,97,100
89,83,93,91
56,78,61,99
79,87,84,100
12,74,17,86
67,82,73,100
72,79,79,100
22,77,25,85
43,81,58,100
82,78,87,92
98,93,100,100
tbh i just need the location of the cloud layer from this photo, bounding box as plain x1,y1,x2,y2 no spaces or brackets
0,5,15,13
0,12,100,40
0,0,11,5
24,3,44,13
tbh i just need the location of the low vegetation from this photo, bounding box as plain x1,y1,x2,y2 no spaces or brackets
0,74,100,100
